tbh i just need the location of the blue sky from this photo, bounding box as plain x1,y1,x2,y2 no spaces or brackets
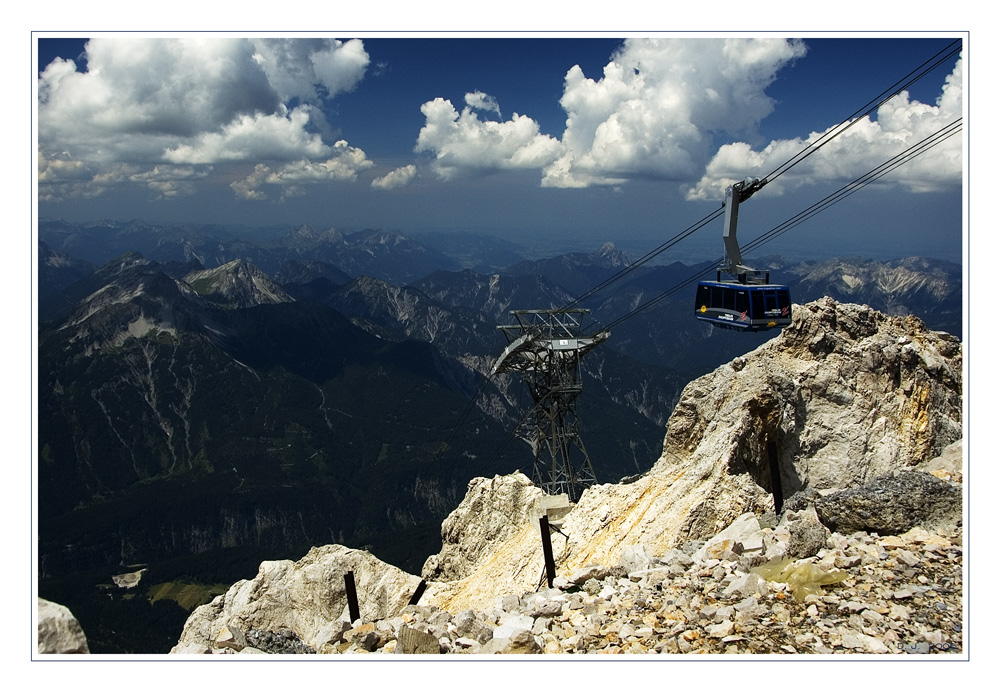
35,35,964,263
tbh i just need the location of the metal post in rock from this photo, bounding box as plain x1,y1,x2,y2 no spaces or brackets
344,570,361,623
539,515,557,588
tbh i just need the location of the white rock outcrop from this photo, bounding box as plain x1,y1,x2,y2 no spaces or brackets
37,598,89,654
421,472,548,584
659,297,962,493
171,544,422,653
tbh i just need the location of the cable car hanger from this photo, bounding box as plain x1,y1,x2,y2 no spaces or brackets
721,178,768,282
695,178,792,332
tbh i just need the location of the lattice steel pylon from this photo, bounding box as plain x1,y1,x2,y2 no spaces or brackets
491,309,609,502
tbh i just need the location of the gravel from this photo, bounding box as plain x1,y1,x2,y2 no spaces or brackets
315,522,963,656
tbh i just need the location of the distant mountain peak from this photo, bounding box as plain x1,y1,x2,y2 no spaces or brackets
182,260,292,309
594,242,631,267
288,225,345,245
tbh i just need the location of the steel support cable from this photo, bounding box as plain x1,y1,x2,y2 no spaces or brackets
560,207,725,311
449,44,962,451
761,40,962,186
743,118,962,256
560,41,962,317
594,118,962,333
471,210,724,453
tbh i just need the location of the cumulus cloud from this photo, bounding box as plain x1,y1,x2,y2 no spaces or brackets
412,38,807,189
128,165,208,198
230,163,271,201
265,141,374,183
38,159,143,201
38,37,371,202
415,96,564,180
465,91,501,116
250,38,368,103
542,37,808,188
162,107,331,164
687,55,964,200
372,165,417,190
412,37,961,200
230,141,374,200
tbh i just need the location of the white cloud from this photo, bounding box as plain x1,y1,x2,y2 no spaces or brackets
229,141,374,200
38,160,142,201
687,55,964,200
162,107,331,164
542,37,807,188
37,149,90,184
415,97,564,180
372,165,417,190
250,38,368,104
128,165,208,198
38,37,372,202
411,38,961,200
412,38,807,189
465,91,501,116
265,141,374,183
39,39,279,162
230,163,270,200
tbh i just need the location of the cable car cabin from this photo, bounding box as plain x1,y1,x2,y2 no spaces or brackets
695,281,792,332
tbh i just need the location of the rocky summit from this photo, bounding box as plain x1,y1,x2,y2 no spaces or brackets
164,299,963,657
169,476,962,656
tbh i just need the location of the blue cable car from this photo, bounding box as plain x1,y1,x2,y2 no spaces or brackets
695,177,793,333
695,279,792,332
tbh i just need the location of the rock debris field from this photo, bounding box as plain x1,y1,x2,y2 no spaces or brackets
212,511,962,657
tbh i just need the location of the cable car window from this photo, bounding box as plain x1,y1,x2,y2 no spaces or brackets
723,288,735,311
751,291,764,317
696,285,710,308
735,291,749,314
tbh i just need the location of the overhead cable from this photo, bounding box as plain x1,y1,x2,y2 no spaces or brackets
596,117,962,333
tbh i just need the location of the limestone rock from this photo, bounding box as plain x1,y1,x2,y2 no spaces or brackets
618,544,654,573
214,622,247,651
171,544,421,653
782,506,831,559
493,613,533,639
421,472,547,583
482,630,541,654
917,439,963,483
693,513,763,562
395,625,441,654
247,627,317,654
37,598,89,654
656,298,962,496
568,565,615,585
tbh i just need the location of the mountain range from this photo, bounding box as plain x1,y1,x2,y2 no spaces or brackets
35,218,962,652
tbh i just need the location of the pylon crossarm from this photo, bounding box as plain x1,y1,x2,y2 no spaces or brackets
490,330,537,376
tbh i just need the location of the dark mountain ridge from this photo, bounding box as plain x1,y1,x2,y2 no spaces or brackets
39,258,525,572
38,219,462,285
35,222,962,653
